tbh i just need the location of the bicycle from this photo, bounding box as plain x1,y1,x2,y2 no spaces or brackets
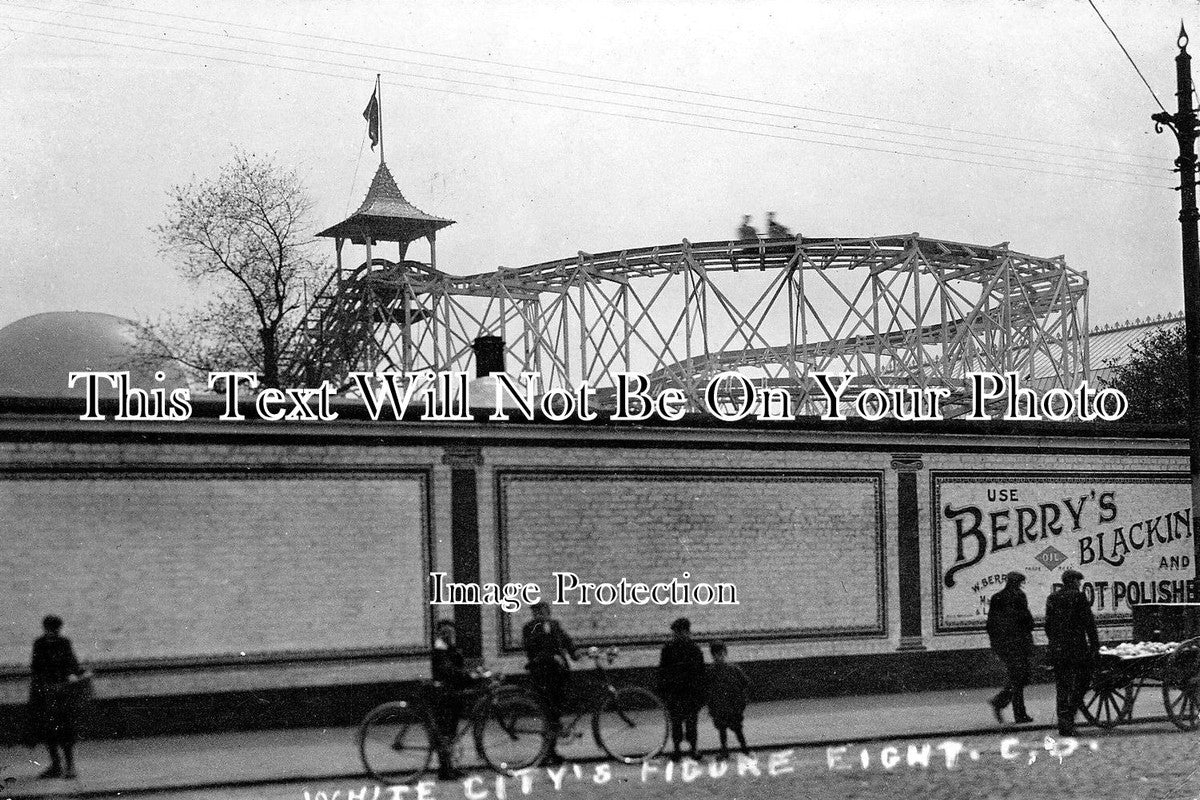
553,646,669,763
358,667,549,785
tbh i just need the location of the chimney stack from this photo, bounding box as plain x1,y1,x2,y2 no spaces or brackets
472,335,505,378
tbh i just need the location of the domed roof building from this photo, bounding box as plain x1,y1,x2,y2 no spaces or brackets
0,311,189,398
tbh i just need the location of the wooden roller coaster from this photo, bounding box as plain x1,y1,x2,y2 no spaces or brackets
288,162,1089,416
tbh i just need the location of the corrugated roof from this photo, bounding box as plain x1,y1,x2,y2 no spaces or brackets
1088,311,1183,375
1023,311,1181,385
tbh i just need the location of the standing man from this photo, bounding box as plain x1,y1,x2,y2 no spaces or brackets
658,617,706,761
522,601,577,765
1044,569,1100,736
986,571,1035,724
430,620,471,780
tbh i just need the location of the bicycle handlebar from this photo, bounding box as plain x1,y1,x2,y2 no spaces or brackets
586,645,620,666
439,650,619,692
431,666,505,694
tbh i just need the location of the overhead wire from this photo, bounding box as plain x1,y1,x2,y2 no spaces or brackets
0,0,90,54
0,9,1170,187
55,0,1166,166
1086,0,1169,114
2,23,1168,190
0,0,1161,171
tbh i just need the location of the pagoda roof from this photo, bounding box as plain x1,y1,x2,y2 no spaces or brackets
317,162,454,244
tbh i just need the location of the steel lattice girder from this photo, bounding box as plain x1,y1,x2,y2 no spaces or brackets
287,233,1088,415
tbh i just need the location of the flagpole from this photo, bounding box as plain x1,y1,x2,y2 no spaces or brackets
377,73,384,165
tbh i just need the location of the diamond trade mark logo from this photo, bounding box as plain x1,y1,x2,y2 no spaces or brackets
1036,546,1067,571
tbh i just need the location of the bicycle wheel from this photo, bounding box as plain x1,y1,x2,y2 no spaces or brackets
359,701,435,785
593,686,669,763
474,690,549,773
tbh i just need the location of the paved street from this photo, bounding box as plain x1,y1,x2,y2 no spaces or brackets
34,725,1198,800
6,684,1200,800
2,684,1058,799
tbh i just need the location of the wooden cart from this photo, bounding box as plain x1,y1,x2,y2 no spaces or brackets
1081,638,1200,730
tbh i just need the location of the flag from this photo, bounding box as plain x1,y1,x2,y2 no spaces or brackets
363,86,380,150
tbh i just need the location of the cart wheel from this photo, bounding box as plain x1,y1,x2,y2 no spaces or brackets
1081,661,1133,729
1163,637,1200,732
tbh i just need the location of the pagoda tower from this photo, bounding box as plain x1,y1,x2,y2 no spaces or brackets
290,159,456,386
316,161,454,278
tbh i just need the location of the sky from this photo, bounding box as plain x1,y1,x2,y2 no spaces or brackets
0,0,1195,334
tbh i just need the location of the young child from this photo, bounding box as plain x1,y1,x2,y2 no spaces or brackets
706,640,750,758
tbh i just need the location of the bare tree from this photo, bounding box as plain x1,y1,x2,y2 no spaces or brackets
149,151,323,388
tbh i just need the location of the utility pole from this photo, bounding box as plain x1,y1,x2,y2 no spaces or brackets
1153,24,1200,588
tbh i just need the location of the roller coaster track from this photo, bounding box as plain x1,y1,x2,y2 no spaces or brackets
288,233,1089,415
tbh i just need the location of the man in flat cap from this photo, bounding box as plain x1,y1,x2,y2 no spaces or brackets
523,601,578,765
430,620,472,780
1044,569,1099,736
986,571,1035,724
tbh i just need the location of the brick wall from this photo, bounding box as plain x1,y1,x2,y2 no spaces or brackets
0,414,1190,734
474,443,901,672
495,468,885,649
1,471,430,669
0,437,449,709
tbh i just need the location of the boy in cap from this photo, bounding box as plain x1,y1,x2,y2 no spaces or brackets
706,640,750,758
986,571,1035,724
658,617,706,761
